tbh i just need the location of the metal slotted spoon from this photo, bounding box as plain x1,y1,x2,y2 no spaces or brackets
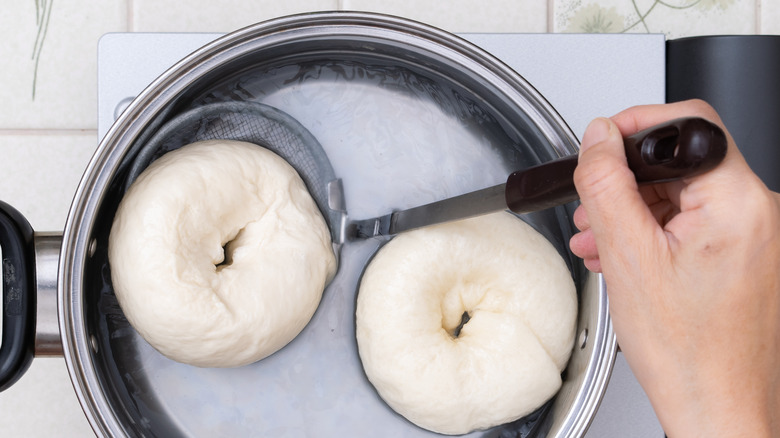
124,100,346,245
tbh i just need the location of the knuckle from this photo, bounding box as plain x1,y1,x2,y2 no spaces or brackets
680,99,721,123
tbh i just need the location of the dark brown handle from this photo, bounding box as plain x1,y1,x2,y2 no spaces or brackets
505,117,728,213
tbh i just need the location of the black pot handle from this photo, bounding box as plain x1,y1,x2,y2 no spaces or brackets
0,201,36,392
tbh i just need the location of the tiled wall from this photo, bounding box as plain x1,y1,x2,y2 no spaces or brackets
0,0,776,436
4,0,777,133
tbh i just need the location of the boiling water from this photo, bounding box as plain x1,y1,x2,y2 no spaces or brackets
93,59,557,437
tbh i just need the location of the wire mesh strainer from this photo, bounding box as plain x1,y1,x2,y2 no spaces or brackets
124,101,344,243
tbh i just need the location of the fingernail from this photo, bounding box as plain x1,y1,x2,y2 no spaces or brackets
580,117,612,154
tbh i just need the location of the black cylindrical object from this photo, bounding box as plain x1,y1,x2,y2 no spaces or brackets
667,35,780,192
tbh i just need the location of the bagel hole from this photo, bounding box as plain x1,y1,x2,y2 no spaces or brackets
216,227,247,270
452,311,471,338
216,242,233,269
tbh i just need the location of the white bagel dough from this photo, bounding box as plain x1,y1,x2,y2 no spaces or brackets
355,212,577,435
109,140,337,368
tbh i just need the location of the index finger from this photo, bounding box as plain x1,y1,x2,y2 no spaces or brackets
611,99,724,137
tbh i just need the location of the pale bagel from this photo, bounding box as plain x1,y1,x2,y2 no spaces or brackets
109,140,337,368
355,212,577,435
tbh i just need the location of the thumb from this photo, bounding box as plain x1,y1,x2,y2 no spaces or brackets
573,117,663,270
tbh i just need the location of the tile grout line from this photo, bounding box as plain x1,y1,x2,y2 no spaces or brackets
0,129,98,136
756,0,762,34
547,0,554,33
128,0,134,32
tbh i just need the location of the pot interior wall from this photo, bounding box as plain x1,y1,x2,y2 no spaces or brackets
79,25,594,437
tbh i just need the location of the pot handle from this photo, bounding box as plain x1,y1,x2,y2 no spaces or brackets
0,201,36,392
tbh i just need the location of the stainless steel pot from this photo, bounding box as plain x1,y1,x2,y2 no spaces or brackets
0,12,616,437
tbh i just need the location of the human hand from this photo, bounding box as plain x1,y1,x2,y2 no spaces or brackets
569,100,780,437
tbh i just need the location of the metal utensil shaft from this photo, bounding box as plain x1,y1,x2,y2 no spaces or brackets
350,183,506,239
